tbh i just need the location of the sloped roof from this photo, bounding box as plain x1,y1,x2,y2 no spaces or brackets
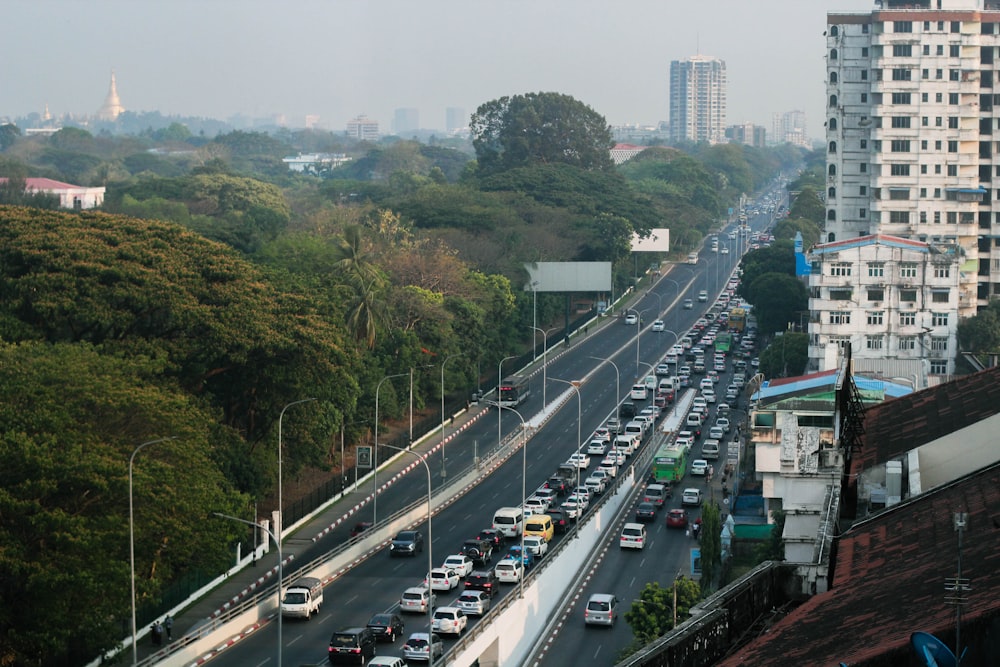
717,464,1000,666
0,177,86,190
850,366,1000,475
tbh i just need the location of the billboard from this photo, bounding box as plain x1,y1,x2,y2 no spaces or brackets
630,228,670,253
523,262,612,292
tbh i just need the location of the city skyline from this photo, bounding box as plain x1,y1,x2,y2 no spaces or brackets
7,0,873,135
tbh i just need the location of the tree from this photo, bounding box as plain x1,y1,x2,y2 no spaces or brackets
624,578,702,646
754,509,786,561
334,224,388,349
788,185,825,223
699,502,723,593
737,241,796,304
746,273,809,335
0,123,21,151
957,298,1000,354
760,331,809,378
470,92,613,176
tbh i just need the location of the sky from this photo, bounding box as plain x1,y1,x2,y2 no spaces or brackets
7,0,874,139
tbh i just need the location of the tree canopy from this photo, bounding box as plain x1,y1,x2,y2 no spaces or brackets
470,92,613,176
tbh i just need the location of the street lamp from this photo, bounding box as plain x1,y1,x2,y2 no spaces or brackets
379,444,435,665
374,373,407,525
550,378,582,536
531,326,559,408
587,355,620,407
530,280,540,360
215,513,282,667
440,353,464,478
627,307,650,380
278,398,316,545
487,401,530,599
130,437,177,666
497,355,517,447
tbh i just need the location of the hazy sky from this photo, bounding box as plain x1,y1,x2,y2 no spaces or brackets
8,0,873,137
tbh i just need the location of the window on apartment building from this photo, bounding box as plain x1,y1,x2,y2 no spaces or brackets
867,311,885,325
947,211,958,223
930,360,949,374
830,336,851,350
948,116,959,129
891,116,912,129
831,48,839,60
920,190,928,199
948,140,958,152
934,211,941,223
900,263,918,278
868,288,885,301
874,140,882,151
860,185,867,195
829,141,837,153
861,163,868,173
938,21,944,30
861,208,868,218
830,311,851,324
862,93,869,103
934,265,951,278
949,92,959,104
935,116,943,127
950,69,960,81
932,313,949,328
893,44,912,57
829,118,838,130
922,116,929,126
889,190,910,201
892,68,912,81
924,45,931,55
891,92,911,105
830,289,853,300
890,163,910,175
866,335,884,350
828,210,837,221
862,70,869,80
829,164,837,176
924,93,930,103
921,164,928,174
894,21,913,32
829,187,836,199
863,23,869,33
931,335,949,349
948,165,959,177
830,71,838,83
936,69,944,79
901,287,918,301
922,68,929,78
889,210,910,222
937,44,944,55
900,311,916,325
899,336,917,351
932,290,950,303
950,44,961,57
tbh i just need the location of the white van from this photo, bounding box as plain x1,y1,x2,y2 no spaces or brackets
492,507,523,537
658,377,677,394
702,439,721,460
624,421,645,442
630,384,648,400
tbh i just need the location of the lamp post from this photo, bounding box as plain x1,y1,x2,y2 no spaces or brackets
497,355,517,447
277,398,316,545
374,373,407,525
129,437,177,667
588,355,620,407
379,444,435,664
530,326,559,408
550,378,582,536
530,280,540,360
673,570,684,628
440,353,463,478
487,401,529,599
628,307,650,380
215,513,282,667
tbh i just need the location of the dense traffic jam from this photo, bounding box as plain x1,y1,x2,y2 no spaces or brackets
327,261,761,664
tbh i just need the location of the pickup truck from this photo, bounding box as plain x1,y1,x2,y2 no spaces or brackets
281,577,324,619
545,475,569,496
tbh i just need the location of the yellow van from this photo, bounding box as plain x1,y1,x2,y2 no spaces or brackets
524,514,554,542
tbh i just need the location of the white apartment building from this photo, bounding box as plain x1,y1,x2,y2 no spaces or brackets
346,114,379,141
669,55,727,144
807,233,960,377
825,0,1000,320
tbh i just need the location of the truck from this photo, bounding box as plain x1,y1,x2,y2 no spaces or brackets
281,576,324,619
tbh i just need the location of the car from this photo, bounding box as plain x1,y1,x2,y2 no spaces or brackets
545,476,569,496
329,627,378,664
547,508,570,532
566,452,591,469
717,402,731,415
666,508,689,529
367,658,406,667
390,530,424,557
478,527,507,549
441,554,474,578
399,586,436,614
714,361,727,372
702,388,717,403
533,487,558,506
675,431,694,452
605,417,623,434
507,545,535,570
523,497,549,515
494,558,523,583
593,427,612,442
584,593,619,626
681,488,703,506
707,370,720,384
619,522,647,550
366,613,405,643
523,534,549,557
751,356,760,367
402,632,444,662
586,439,608,456
635,502,657,522
455,590,492,616
561,498,584,520
585,475,607,496
425,568,460,591
350,521,373,538
699,377,714,391
568,491,590,512
630,384,648,400
642,483,669,507
721,246,730,255
462,538,493,565
678,374,691,387
599,457,620,475
709,426,725,441
464,570,500,597
656,362,672,376
431,607,467,636
725,387,739,401
698,290,708,302
652,319,665,332
683,298,694,309
691,459,709,476
624,313,638,325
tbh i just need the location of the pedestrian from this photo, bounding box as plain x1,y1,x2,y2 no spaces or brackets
164,615,173,641
584,324,589,336
150,621,162,646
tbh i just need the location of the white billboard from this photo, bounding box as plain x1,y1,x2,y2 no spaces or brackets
631,228,670,252
523,262,612,292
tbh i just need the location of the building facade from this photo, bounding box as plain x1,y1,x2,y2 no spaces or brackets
669,55,727,144
346,114,379,141
825,0,1000,319
807,233,961,377
771,110,809,147
392,108,419,135
725,122,767,147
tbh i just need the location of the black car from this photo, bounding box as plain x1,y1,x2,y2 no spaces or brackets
635,502,657,523
478,528,506,549
545,475,568,496
462,537,493,565
366,612,404,643
389,530,423,557
464,570,500,598
328,627,377,664
619,401,637,420
547,508,570,533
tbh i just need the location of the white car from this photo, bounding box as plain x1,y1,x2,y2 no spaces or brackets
431,607,467,635
652,319,665,332
699,377,714,391
523,497,549,514
425,568,460,591
682,488,703,506
523,535,549,557
586,440,607,456
592,428,611,442
534,487,558,506
675,431,694,451
624,313,638,325
715,417,731,433
569,490,591,510
566,452,591,469
630,384,648,400
561,498,584,519
441,554,474,578
585,475,607,495
599,457,620,476
691,459,709,476
494,558,523,583
455,590,491,616
721,247,730,254
702,389,717,403
400,586,436,613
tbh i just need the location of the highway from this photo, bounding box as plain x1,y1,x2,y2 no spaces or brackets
206,190,779,666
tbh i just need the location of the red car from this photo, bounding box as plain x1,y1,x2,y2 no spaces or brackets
666,509,688,529
350,521,373,538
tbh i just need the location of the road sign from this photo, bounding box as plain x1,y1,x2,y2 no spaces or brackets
357,446,372,469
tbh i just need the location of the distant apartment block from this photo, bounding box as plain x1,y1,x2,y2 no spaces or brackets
669,55,727,144
392,108,419,135
445,107,466,134
725,122,767,147
771,110,809,147
282,153,351,174
0,177,105,209
346,115,379,141
611,123,669,143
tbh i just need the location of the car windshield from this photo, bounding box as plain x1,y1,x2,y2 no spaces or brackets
369,614,390,625
403,593,422,601
407,638,429,648
396,531,415,540
433,611,453,620
331,634,359,647
587,600,610,611
283,592,306,604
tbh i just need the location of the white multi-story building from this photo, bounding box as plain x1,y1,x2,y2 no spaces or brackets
346,114,379,141
669,55,727,144
825,0,1000,319
771,110,809,147
807,233,961,378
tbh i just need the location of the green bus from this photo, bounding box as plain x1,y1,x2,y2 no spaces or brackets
715,332,732,355
651,444,687,483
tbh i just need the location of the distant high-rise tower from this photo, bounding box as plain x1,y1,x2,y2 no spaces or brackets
771,110,808,147
346,114,379,141
96,71,125,121
669,55,727,144
392,108,419,135
445,107,466,134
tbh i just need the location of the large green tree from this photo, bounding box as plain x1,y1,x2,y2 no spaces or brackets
760,331,809,378
470,92,613,176
699,502,723,594
958,298,1000,354
624,578,701,644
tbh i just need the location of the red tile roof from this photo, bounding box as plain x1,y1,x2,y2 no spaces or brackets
0,177,86,190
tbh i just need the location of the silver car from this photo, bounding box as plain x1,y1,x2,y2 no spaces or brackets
402,632,443,661
584,593,618,626
455,590,491,616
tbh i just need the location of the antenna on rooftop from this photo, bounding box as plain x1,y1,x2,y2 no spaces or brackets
943,512,970,665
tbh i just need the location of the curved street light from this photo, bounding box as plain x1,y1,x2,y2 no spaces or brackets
440,353,464,478
550,377,583,538
374,373,407,525
587,355,620,408
628,307,651,381
497,355,517,447
530,326,560,408
129,436,177,667
278,398,316,545
486,401,530,600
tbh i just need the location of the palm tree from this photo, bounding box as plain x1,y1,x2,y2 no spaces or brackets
334,225,386,349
